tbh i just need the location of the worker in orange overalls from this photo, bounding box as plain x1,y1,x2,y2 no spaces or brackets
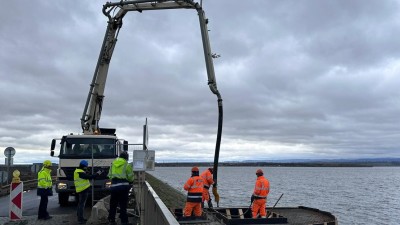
251,169,270,218
183,166,204,217
200,167,214,208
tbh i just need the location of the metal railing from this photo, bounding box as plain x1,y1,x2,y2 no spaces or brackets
0,179,35,196
0,177,57,197
134,180,180,225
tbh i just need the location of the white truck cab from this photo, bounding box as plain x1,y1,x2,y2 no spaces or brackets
50,133,128,206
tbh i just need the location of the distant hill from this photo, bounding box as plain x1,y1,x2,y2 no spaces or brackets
240,157,400,163
155,158,400,167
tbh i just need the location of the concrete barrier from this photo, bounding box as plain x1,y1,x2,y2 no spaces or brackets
88,195,110,224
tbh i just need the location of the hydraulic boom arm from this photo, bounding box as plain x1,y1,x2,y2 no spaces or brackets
81,0,223,204
80,8,125,134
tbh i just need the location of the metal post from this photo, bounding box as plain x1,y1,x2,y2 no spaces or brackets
139,171,144,225
7,157,10,184
91,144,95,207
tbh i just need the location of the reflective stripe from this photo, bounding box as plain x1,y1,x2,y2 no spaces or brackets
110,182,129,187
187,196,202,199
187,192,203,202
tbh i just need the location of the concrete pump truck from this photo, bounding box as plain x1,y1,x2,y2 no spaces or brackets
50,0,223,207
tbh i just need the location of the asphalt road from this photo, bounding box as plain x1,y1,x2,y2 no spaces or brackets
0,188,91,218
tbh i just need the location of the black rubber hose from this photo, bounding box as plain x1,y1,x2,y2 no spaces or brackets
213,99,223,186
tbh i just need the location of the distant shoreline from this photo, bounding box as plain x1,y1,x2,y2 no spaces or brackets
155,162,400,167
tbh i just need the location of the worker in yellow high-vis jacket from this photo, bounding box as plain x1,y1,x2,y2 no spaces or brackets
107,151,134,225
37,160,53,220
74,160,100,224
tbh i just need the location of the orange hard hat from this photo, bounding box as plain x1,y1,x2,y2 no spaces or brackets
256,169,264,175
191,166,199,172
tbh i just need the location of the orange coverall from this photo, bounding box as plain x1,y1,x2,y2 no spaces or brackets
183,176,204,217
200,169,214,202
252,175,270,218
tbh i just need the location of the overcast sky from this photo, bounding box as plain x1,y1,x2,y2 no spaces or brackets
1,0,400,164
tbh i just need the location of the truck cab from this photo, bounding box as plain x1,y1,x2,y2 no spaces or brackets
51,134,127,206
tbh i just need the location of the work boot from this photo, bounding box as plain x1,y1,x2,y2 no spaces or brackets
44,216,52,220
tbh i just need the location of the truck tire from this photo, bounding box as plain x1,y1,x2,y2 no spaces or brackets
58,193,69,206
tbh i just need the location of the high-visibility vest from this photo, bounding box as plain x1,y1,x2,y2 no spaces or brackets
74,168,90,193
108,158,134,187
184,176,204,202
37,167,52,189
200,169,214,189
253,176,270,198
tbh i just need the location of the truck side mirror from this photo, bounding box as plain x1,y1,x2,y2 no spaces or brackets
123,140,128,151
50,151,54,157
51,139,56,150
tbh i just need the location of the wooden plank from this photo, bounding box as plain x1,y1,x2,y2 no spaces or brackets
226,209,231,219
178,221,210,224
238,208,244,219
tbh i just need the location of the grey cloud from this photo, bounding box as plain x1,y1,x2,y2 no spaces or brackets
1,0,400,163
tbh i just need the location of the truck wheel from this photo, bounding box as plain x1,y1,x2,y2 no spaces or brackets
58,193,69,206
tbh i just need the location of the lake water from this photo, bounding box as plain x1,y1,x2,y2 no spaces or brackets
148,166,400,225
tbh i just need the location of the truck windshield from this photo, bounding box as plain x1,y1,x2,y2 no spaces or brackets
59,138,117,159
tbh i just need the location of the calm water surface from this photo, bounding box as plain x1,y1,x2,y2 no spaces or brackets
148,166,400,225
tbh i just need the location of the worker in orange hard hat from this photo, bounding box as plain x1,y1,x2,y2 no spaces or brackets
251,168,270,218
183,166,204,217
200,167,214,208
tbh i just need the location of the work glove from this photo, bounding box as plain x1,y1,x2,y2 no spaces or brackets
212,185,220,207
251,195,255,203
